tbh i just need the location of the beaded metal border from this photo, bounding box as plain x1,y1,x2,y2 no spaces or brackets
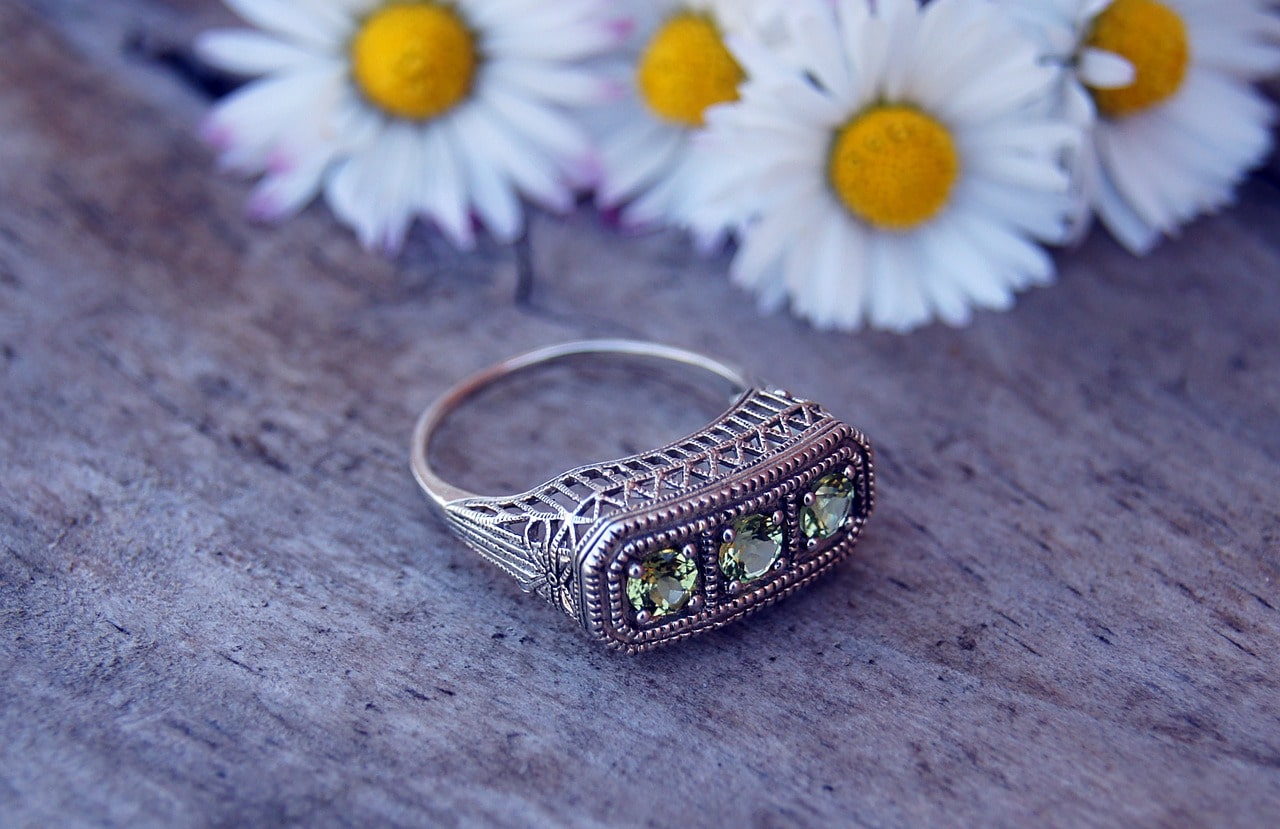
576,420,874,653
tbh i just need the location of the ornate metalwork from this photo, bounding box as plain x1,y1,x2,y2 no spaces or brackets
412,341,876,653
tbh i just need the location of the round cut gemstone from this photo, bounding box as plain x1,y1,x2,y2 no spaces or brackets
719,513,783,583
801,473,856,540
626,548,698,619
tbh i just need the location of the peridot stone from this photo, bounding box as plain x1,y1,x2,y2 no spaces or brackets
719,513,783,583
626,548,698,619
801,473,855,539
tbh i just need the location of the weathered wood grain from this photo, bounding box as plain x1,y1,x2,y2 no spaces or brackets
2,2,1279,827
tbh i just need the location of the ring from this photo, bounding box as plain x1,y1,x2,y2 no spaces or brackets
410,340,876,653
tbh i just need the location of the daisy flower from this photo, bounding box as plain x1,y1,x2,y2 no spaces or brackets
689,0,1079,331
586,0,785,244
998,0,1280,254
197,0,620,252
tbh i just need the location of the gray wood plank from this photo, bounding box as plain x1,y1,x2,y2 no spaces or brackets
2,2,1279,827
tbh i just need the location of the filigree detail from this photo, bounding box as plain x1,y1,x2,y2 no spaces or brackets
441,389,831,614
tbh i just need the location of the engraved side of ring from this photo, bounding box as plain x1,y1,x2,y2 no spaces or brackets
410,340,876,653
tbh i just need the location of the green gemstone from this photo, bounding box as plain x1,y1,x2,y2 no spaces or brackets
719,513,783,583
801,473,855,539
626,548,698,619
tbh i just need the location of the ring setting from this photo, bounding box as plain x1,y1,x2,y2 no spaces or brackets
411,340,875,653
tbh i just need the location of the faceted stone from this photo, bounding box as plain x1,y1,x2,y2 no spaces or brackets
626,548,698,619
801,473,856,539
719,513,783,583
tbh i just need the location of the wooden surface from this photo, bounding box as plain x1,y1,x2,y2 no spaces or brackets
3,2,1280,827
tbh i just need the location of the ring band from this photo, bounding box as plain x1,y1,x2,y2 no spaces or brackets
411,340,876,653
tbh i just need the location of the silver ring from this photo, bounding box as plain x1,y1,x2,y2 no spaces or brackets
411,340,876,653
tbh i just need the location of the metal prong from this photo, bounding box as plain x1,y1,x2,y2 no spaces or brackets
771,510,784,526
802,492,816,507
806,538,818,551
627,562,644,580
728,580,743,596
688,595,705,611
683,543,698,558
721,528,736,544
843,465,855,479
635,609,652,625
774,558,788,571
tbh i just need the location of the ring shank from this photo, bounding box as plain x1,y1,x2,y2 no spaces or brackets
411,340,753,507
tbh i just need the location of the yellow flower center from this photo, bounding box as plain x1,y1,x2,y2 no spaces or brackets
350,2,477,121
828,106,960,231
1084,0,1189,118
636,13,743,127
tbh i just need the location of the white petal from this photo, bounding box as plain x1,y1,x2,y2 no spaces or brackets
914,226,974,327
321,124,422,253
923,215,1016,311
246,152,328,221
867,234,929,333
965,151,1072,193
1077,48,1135,89
416,126,474,249
598,124,684,208
453,104,572,212
801,212,868,330
1187,5,1280,79
484,60,621,107
221,0,348,51
733,210,799,293
1094,123,1168,230
621,165,684,230
203,66,344,172
1092,161,1161,254
324,155,379,249
446,117,523,242
789,3,855,103
484,18,624,61
478,82,593,169
879,0,923,102
195,29,319,75
955,176,1071,243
